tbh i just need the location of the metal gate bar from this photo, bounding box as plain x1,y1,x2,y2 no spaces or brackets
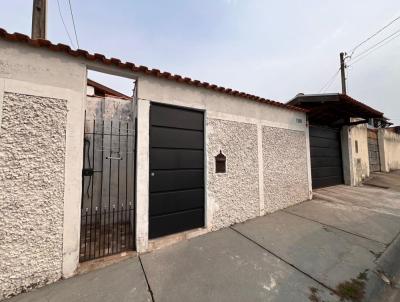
80,118,135,262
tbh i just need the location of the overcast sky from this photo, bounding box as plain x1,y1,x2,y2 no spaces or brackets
1,1,399,124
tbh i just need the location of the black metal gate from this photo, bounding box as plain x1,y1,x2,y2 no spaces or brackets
149,103,205,239
80,117,136,262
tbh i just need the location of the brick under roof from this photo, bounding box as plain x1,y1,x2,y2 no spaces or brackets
0,28,307,113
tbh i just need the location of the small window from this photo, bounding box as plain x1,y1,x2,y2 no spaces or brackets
215,150,226,173
355,140,359,153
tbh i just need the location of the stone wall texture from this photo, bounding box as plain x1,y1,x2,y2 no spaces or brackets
0,92,67,300
207,118,260,230
262,126,309,213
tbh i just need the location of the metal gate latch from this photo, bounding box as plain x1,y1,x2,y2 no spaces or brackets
82,168,94,176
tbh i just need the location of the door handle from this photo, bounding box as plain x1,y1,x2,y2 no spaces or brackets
151,172,155,176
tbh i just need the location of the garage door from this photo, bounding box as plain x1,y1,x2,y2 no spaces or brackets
310,126,344,189
149,103,204,239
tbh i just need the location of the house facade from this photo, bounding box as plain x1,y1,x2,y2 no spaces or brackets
288,93,399,188
0,29,311,300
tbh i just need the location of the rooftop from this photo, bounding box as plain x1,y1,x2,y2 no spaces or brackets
0,27,306,113
288,93,386,126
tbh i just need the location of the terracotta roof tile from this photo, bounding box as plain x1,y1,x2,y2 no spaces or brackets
0,27,307,113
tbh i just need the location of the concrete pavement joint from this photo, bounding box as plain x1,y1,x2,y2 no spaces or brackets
229,226,337,294
282,210,387,246
314,192,400,219
138,255,155,302
386,224,400,248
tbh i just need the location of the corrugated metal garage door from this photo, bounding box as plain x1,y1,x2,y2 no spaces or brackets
310,126,344,189
149,103,204,239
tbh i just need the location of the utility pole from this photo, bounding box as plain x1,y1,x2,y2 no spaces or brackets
31,0,47,39
340,52,347,95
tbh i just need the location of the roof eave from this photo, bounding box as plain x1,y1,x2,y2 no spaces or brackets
0,27,306,113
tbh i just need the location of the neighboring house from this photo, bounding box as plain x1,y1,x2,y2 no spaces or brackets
87,78,132,99
86,78,134,120
0,28,309,300
387,126,400,134
288,93,399,187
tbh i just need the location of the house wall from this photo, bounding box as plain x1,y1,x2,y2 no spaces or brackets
136,75,311,252
262,126,309,212
207,119,260,230
0,40,86,300
379,129,400,172
0,38,311,299
341,124,370,186
349,124,370,185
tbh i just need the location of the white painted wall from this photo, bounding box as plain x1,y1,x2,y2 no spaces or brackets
379,129,400,172
135,99,150,252
349,124,370,185
0,40,87,298
138,76,306,129
341,124,370,186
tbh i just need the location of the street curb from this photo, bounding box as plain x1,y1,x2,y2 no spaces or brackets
366,230,400,301
376,230,400,278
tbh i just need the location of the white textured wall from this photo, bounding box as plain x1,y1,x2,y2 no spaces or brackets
0,93,67,300
0,40,87,296
136,74,310,244
207,118,259,230
262,126,309,213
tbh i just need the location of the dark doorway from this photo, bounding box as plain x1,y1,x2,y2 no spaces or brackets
310,125,344,189
149,103,205,239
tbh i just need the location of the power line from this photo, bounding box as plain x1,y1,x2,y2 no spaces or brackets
67,0,80,48
319,68,340,93
348,29,400,67
56,0,75,48
349,15,400,57
352,28,400,59
350,32,400,66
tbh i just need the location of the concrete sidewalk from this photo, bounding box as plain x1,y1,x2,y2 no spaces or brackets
8,173,400,302
364,170,400,192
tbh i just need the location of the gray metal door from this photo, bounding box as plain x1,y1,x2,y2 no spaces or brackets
368,130,380,172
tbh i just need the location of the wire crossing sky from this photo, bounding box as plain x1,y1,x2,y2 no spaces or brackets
1,0,399,125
